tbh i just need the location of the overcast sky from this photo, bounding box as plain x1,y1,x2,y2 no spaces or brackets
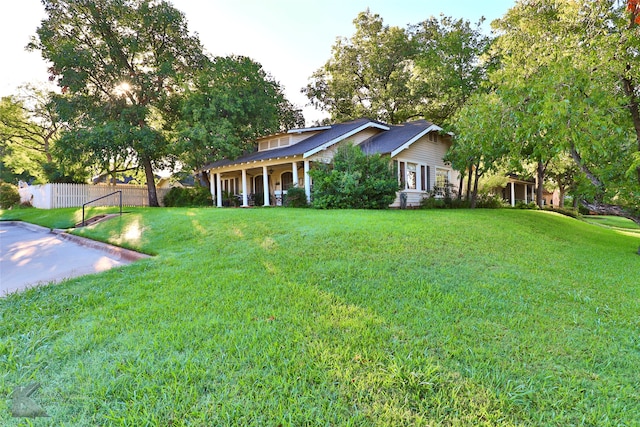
0,0,515,124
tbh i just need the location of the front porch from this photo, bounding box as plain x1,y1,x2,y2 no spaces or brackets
207,159,313,207
502,176,536,207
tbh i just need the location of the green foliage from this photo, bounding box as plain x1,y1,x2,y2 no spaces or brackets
0,88,66,183
420,184,466,209
304,10,417,124
474,193,506,209
283,186,308,208
1,208,639,425
0,182,20,208
162,186,212,207
178,56,304,169
545,207,581,219
310,143,398,209
304,10,490,125
32,0,208,206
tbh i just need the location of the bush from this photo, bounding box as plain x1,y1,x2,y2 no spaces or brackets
163,186,212,207
0,182,20,209
283,186,308,207
545,207,581,219
474,193,506,209
309,143,399,209
420,184,467,209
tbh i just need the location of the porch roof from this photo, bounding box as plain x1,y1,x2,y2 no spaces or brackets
203,118,389,170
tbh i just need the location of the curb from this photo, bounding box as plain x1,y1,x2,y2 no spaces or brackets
1,221,151,262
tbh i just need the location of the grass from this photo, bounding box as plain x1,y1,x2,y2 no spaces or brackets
583,215,640,234
1,207,639,426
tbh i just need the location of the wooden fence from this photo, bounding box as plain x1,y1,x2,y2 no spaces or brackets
19,183,171,209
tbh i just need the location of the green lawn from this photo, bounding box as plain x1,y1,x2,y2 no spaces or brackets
583,215,640,234
1,207,639,426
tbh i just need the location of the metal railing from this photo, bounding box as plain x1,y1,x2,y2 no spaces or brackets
82,191,122,227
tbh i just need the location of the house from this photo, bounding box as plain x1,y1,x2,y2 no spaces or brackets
497,174,536,207
202,118,458,208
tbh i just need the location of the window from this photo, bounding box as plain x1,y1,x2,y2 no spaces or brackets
397,161,429,191
406,163,417,190
281,171,293,190
435,168,450,197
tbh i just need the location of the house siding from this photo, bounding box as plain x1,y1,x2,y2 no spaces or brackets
307,128,384,163
390,134,458,208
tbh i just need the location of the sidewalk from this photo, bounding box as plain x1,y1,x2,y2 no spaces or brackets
0,221,147,297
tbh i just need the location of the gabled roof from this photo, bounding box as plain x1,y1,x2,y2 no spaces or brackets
203,118,390,170
360,119,442,157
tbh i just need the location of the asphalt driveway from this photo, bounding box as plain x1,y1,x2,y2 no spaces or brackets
0,221,147,297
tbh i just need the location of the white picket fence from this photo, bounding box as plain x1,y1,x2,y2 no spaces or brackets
18,183,171,209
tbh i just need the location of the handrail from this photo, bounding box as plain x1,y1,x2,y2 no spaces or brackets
82,190,122,226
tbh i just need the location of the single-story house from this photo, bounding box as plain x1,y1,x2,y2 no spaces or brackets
497,174,536,207
202,117,458,208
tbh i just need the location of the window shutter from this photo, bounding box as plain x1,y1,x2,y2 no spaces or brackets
426,166,431,191
420,165,426,191
399,162,406,189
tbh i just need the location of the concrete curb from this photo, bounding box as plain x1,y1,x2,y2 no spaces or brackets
1,220,151,262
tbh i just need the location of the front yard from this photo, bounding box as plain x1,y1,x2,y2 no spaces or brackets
1,207,639,425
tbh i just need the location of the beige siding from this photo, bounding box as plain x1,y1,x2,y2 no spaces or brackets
307,128,383,163
391,134,460,208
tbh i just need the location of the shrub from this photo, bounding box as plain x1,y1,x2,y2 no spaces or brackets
309,143,399,209
474,193,506,209
163,186,212,207
420,184,467,209
283,186,308,207
545,207,581,219
0,182,20,209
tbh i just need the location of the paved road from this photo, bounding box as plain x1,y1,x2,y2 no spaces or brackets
0,222,135,297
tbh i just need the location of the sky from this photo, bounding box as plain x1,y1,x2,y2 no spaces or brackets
0,0,515,124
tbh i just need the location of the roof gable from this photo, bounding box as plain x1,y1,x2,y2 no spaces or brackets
360,120,442,157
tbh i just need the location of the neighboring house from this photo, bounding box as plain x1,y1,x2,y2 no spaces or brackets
494,174,537,207
491,174,562,207
202,118,457,208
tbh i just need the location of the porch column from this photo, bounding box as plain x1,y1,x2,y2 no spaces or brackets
241,169,249,207
510,181,515,207
216,173,223,208
531,185,535,202
209,170,216,206
524,184,528,204
262,165,269,206
304,160,311,202
291,161,299,188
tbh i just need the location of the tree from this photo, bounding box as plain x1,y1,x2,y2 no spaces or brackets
304,10,418,124
0,87,61,183
178,56,304,173
447,92,511,208
309,143,399,209
31,0,207,206
411,15,491,125
486,0,639,217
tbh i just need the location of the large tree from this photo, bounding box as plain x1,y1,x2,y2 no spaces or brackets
178,55,304,172
481,0,639,217
303,10,418,124
0,85,87,183
411,15,491,125
31,0,207,206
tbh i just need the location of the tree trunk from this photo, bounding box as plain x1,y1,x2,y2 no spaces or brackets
142,156,159,207
621,71,640,185
465,163,473,201
470,164,481,209
558,187,565,208
536,160,545,208
581,200,640,226
457,171,464,200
